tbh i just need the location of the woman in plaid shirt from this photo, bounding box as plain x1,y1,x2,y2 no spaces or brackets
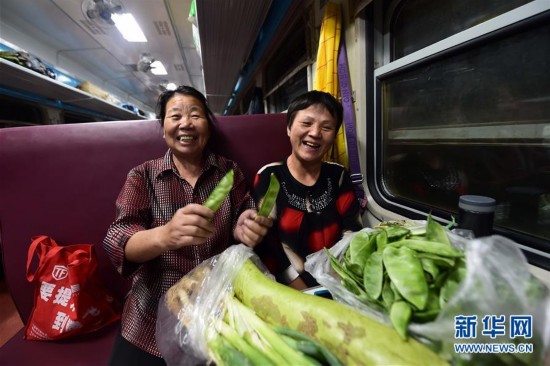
103,86,272,365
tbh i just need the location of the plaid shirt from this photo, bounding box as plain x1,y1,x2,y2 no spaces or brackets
103,150,254,356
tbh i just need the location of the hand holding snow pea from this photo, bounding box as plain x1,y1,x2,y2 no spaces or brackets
234,209,273,248
161,203,215,250
235,173,277,248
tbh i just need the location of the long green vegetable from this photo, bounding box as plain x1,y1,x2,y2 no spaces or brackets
233,259,449,366
226,296,318,365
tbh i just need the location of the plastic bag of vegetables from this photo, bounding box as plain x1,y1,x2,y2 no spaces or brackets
155,244,449,365
304,217,550,365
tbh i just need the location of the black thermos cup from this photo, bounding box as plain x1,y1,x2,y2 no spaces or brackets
458,195,496,237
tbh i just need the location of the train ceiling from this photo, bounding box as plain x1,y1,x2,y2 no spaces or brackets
0,0,272,114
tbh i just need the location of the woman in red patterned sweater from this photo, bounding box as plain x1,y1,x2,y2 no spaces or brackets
253,91,363,290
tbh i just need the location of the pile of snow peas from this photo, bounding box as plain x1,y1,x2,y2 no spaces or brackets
325,215,466,340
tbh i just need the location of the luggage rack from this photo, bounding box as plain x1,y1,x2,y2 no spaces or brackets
0,57,142,121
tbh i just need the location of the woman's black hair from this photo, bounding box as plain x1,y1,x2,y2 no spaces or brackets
155,85,217,142
286,90,343,130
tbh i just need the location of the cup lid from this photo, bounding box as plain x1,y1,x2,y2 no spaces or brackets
459,195,496,213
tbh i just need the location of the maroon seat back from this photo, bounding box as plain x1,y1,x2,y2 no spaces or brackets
0,113,289,323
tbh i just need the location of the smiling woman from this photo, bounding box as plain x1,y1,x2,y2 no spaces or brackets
161,93,211,183
102,85,273,365
253,90,363,291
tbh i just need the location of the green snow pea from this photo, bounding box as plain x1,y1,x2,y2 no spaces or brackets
425,214,452,246
384,226,410,243
432,270,451,290
381,278,395,308
342,276,369,301
417,252,456,268
363,251,384,300
375,229,388,252
420,257,440,282
325,248,363,290
383,246,429,311
389,301,412,340
257,173,280,217
439,259,467,307
412,289,440,323
387,239,464,258
204,169,234,212
390,281,403,301
348,231,377,269
343,256,364,282
439,278,460,308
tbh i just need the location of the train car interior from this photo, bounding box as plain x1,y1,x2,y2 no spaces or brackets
0,0,549,364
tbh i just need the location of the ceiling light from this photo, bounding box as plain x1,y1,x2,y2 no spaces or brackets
112,13,147,42
165,82,177,90
150,61,167,75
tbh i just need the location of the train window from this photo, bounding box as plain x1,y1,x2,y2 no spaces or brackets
390,0,532,59
266,68,308,113
264,20,310,113
0,94,43,127
265,22,308,92
370,1,550,258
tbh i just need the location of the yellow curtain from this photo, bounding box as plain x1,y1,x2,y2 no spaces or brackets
313,2,348,168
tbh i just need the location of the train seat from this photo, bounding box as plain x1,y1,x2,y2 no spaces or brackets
0,113,289,365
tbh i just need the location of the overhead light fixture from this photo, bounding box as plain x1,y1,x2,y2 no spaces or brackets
159,81,178,91
112,13,147,42
150,60,167,75
165,82,177,90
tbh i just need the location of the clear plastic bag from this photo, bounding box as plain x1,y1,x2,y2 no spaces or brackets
305,229,550,365
155,244,272,366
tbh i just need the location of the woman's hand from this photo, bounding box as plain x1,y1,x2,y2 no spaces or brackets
234,209,273,247
161,203,215,249
124,203,215,263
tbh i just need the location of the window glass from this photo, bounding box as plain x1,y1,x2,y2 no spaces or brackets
263,16,309,114
380,20,550,241
265,22,308,92
267,68,308,113
391,0,532,59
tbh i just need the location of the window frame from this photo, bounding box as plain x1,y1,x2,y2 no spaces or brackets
366,0,550,268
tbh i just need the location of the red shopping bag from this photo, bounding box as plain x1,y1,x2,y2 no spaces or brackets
24,235,121,340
